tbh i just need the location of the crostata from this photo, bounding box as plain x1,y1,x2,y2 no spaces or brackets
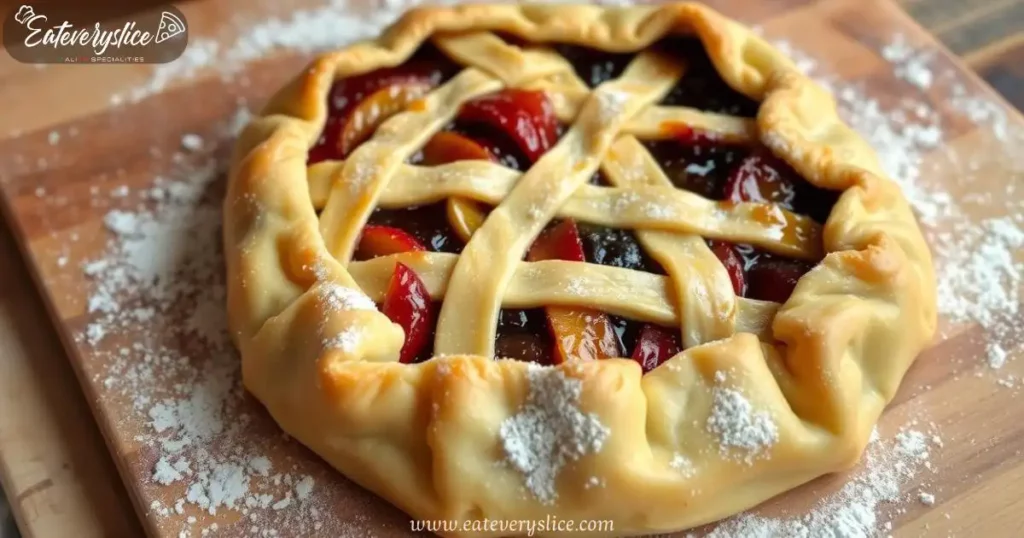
225,3,936,535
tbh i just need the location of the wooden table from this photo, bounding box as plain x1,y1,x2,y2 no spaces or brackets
0,1,1020,537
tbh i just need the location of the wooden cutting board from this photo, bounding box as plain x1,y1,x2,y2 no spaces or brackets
0,0,1021,536
0,220,144,538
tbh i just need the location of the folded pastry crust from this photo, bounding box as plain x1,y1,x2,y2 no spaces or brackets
224,3,936,536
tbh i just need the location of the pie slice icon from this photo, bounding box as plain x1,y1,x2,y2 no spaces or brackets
155,11,186,44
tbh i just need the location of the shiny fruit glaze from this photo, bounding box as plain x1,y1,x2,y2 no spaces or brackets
420,131,495,243
527,219,624,363
457,89,559,161
308,46,458,164
707,240,746,296
631,324,683,374
355,225,426,260
382,262,435,364
311,39,839,371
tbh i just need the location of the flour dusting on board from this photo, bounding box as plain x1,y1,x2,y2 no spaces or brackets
30,0,1016,535
76,1,437,534
83,126,345,535
704,426,941,538
109,0,408,105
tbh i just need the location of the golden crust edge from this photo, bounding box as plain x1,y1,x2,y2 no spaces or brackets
222,3,938,536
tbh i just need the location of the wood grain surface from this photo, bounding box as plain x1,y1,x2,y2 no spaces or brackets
0,0,1020,537
901,0,1024,110
0,223,144,538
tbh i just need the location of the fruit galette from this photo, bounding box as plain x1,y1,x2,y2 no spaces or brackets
226,3,936,535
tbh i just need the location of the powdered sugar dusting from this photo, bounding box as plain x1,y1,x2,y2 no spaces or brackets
295,476,316,501
595,88,629,123
932,217,1023,334
154,457,191,486
643,201,676,220
706,373,778,464
564,277,586,296
895,428,931,463
323,327,362,353
499,365,610,504
318,282,376,313
670,453,695,478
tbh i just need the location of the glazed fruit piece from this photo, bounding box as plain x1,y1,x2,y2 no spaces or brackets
310,78,435,164
457,89,559,162
427,90,560,244
366,203,462,254
308,57,452,164
631,324,683,373
494,332,550,364
527,219,623,363
330,60,448,107
381,262,435,364
444,200,487,244
723,151,801,211
421,131,496,243
707,240,746,296
357,226,434,361
722,150,840,225
421,130,495,164
336,82,433,157
355,225,426,260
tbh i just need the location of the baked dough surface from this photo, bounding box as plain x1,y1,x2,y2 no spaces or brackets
224,4,936,535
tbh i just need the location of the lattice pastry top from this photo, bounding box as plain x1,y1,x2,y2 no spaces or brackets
225,3,936,535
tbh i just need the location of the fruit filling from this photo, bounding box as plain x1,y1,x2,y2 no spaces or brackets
313,39,838,371
308,46,459,165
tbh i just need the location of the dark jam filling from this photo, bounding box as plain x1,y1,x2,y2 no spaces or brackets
644,138,746,201
659,39,760,116
558,39,760,116
496,309,552,364
365,203,462,254
555,44,632,87
317,38,839,368
646,136,838,224
450,122,532,171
